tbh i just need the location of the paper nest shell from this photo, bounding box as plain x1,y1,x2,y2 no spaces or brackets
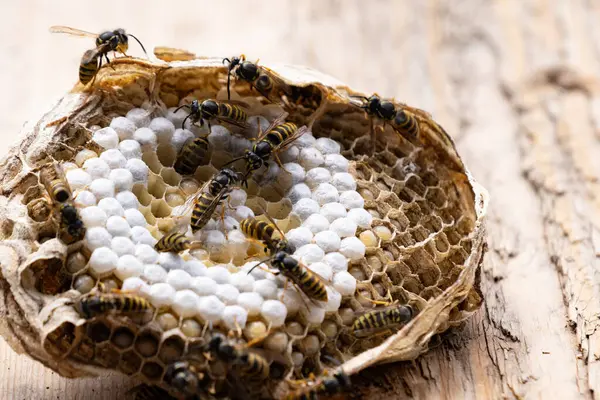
0,48,489,394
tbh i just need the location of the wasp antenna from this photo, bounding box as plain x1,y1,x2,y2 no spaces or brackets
174,103,191,113
222,57,231,65
181,113,192,130
127,34,148,56
222,155,246,168
247,258,270,275
226,67,233,100
349,95,369,101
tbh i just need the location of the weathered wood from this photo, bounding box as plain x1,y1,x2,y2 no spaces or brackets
0,0,597,398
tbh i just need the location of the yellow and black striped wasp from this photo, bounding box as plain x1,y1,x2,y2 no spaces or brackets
39,161,71,203
164,358,212,399
154,231,203,253
239,212,296,256
49,26,147,85
74,290,152,319
175,99,250,131
172,167,244,233
351,302,413,338
351,94,420,144
223,55,293,106
173,136,210,176
285,369,352,400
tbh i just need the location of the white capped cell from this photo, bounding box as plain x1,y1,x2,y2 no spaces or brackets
134,127,158,151
253,279,278,300
303,214,330,234
286,226,313,250
172,290,201,318
339,190,365,209
126,107,151,127
323,252,348,273
131,226,157,246
229,271,255,293
158,251,185,270
111,236,135,256
62,162,78,172
84,226,112,250
126,158,149,184
109,168,134,192
248,115,270,139
332,172,357,191
330,217,358,238
121,276,148,293
206,265,230,284
216,216,238,232
98,197,125,217
199,295,226,323
242,260,268,280
261,300,288,327
118,139,142,160
228,189,247,208
292,198,320,221
183,260,207,277
288,183,312,204
294,244,325,264
320,202,347,223
301,305,326,325
115,254,144,280
75,149,98,167
166,269,192,290
171,128,195,153
295,132,316,148
190,276,217,296
348,207,373,228
324,153,349,173
325,287,342,312
280,145,300,164
115,191,140,209
305,167,331,188
92,127,119,149
74,190,96,208
291,352,304,368
100,149,127,169
124,209,146,227
149,117,176,144
278,288,303,315
208,125,232,151
204,230,226,253
148,283,176,308
339,236,366,260
110,116,137,140
89,178,115,201
333,271,357,296
233,205,255,221
230,135,252,157
216,284,240,305
312,183,339,206
83,158,110,179
315,137,341,154
299,147,324,169
282,162,305,185
135,244,159,264
237,292,263,317
166,106,188,128
65,169,92,190
89,247,118,276
222,305,248,330
313,230,341,253
143,264,168,283
80,207,108,228
307,261,333,281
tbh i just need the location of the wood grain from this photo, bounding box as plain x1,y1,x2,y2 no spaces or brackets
0,0,597,398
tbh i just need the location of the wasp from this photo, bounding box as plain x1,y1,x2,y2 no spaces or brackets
75,291,151,319
154,232,202,253
58,203,86,243
175,99,250,131
39,162,71,203
207,333,270,381
351,303,413,338
49,26,147,85
173,136,210,176
225,115,307,185
351,94,419,144
164,359,211,399
173,168,243,233
223,55,293,106
249,251,329,302
240,214,295,255
286,370,352,400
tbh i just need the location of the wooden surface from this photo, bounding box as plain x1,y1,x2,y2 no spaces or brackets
1,0,598,399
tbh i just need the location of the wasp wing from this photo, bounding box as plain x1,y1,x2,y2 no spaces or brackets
252,112,289,142
81,47,102,64
49,25,98,38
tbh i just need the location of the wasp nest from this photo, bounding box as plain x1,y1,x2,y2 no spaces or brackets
0,50,488,399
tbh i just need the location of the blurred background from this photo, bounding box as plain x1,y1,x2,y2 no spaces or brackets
2,0,598,399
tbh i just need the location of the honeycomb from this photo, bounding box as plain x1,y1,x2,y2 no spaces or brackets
0,51,488,399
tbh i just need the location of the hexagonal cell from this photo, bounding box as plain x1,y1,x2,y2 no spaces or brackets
401,202,422,227
420,286,443,300
150,198,172,218
142,152,163,174
394,232,416,248
87,320,112,343
112,327,135,349
445,228,462,246
385,261,411,286
455,216,475,236
132,184,153,207
161,167,182,187
449,247,469,266
95,343,121,368
119,349,142,375
420,215,443,234
135,331,161,357
401,275,425,295
158,334,186,364
404,175,426,197
72,274,96,293
71,337,95,363
425,186,447,208
44,322,76,357
421,170,440,187
181,318,202,338
27,197,51,222
141,361,165,381
148,174,167,199
409,226,430,243
460,238,473,253
433,233,450,253
157,144,177,167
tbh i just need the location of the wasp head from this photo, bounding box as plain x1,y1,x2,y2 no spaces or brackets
199,100,219,120
377,100,397,120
